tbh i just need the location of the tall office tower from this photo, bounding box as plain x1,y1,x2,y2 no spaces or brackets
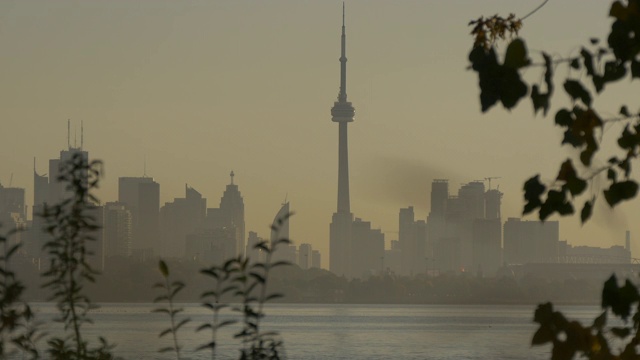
30,161,50,258
430,180,449,217
399,207,415,276
30,123,90,258
398,206,427,276
427,180,448,264
0,183,27,249
103,202,132,258
350,218,385,278
0,184,26,220
86,204,105,271
160,185,206,258
473,188,503,276
219,171,245,256
118,177,160,254
329,4,356,278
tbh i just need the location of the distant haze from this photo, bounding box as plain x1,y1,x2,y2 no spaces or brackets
1,0,635,267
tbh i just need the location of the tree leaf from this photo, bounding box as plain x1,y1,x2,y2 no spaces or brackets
532,326,554,345
564,80,592,107
554,109,573,127
159,260,169,277
504,38,530,69
604,181,638,207
581,200,593,224
523,175,546,215
592,311,606,330
631,59,640,78
620,105,630,117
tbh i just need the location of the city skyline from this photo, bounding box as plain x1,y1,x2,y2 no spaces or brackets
1,1,635,268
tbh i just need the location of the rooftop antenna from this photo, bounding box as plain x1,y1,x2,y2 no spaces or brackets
67,119,71,149
81,120,84,149
230,170,235,185
143,155,147,177
484,176,502,190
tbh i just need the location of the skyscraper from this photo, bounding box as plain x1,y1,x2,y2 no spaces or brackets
329,4,355,277
30,122,90,258
219,171,245,256
103,201,132,258
160,184,206,258
118,176,160,254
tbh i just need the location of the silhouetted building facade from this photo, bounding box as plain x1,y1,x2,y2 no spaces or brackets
428,179,503,276
503,218,559,264
185,227,236,265
398,207,427,276
118,176,160,255
103,202,132,259
208,172,245,256
351,218,385,278
160,185,206,258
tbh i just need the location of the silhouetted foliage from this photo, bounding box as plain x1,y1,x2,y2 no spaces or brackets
153,259,190,360
0,227,40,359
468,0,640,222
532,274,640,360
469,2,640,359
198,258,238,359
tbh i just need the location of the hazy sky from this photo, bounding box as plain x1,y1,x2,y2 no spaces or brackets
1,1,636,267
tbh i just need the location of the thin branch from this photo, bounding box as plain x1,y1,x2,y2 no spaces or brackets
521,0,550,21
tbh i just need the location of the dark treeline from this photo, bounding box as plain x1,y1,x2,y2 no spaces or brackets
14,257,601,305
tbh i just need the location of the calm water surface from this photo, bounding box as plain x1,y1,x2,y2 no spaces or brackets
31,303,601,359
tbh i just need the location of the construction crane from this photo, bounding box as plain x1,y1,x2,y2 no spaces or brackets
484,177,501,190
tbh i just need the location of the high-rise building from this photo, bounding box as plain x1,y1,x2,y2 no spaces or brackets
428,179,503,276
430,180,448,218
329,5,356,278
160,185,207,258
399,207,415,275
0,183,27,250
270,201,290,243
351,218,385,278
219,172,245,256
30,122,92,259
103,202,132,259
118,176,160,254
397,207,427,276
503,218,559,264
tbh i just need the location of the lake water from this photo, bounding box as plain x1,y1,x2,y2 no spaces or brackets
29,303,601,359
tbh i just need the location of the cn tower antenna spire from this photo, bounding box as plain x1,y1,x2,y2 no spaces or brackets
339,2,347,102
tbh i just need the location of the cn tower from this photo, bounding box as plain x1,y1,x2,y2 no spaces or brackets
329,3,355,277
